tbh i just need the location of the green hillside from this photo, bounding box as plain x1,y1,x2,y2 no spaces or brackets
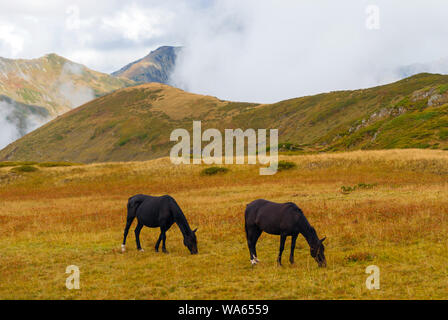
1,73,447,162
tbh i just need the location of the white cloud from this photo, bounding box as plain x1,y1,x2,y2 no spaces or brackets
59,62,95,108
0,0,448,102
0,24,25,57
170,0,448,102
0,100,48,149
0,101,21,149
101,5,172,42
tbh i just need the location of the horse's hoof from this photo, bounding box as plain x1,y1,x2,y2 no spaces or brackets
254,256,260,263
139,248,144,252
163,251,169,254
121,245,126,253
250,259,258,266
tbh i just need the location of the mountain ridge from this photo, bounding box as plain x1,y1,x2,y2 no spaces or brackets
1,73,447,162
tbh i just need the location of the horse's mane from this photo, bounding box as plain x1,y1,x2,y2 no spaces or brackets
167,196,193,235
287,203,320,247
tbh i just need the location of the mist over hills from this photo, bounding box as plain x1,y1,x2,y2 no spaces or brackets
397,57,448,78
1,73,447,163
0,53,135,148
0,53,134,115
0,95,50,149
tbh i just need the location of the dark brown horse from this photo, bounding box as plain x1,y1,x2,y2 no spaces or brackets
122,194,198,254
245,199,326,267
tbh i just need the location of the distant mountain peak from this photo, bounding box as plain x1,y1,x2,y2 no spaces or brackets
111,45,181,84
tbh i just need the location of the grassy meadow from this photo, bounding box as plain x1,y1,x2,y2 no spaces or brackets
0,149,447,299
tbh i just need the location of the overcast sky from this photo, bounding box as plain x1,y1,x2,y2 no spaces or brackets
1,0,448,102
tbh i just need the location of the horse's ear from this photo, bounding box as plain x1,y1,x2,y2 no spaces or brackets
193,228,198,233
320,237,326,243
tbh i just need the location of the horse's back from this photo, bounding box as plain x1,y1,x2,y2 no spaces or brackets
130,194,175,227
245,199,302,235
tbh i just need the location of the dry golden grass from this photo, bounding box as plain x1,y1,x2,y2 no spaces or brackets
0,149,447,299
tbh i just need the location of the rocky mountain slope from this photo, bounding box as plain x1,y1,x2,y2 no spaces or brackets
111,46,180,84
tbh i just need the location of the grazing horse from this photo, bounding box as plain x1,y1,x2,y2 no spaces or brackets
122,194,198,254
245,199,326,267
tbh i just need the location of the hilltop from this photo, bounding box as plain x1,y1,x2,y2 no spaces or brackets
112,46,180,84
1,73,447,162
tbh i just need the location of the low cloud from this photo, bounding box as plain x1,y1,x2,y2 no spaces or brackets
58,62,95,108
170,0,448,103
0,100,48,149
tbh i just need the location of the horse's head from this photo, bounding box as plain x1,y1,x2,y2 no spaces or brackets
184,228,198,254
310,237,327,267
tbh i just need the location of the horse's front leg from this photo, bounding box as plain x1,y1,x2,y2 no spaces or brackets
277,235,287,266
155,232,163,252
290,235,298,264
161,231,168,253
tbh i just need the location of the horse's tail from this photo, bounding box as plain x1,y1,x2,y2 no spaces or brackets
244,205,250,239
127,195,145,219
122,195,145,249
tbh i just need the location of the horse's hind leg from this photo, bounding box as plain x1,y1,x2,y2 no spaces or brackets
246,226,262,265
161,231,168,253
134,222,144,251
122,205,136,252
277,235,287,266
155,232,162,252
252,229,262,263
155,229,168,253
289,235,298,264
122,218,133,252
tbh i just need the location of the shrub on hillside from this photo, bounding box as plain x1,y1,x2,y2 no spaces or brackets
277,160,297,171
0,161,37,167
11,165,39,173
38,162,78,167
201,166,229,176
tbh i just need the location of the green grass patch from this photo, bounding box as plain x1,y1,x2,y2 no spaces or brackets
11,165,39,173
200,166,230,176
438,84,448,94
37,162,80,167
439,128,448,140
0,161,38,167
277,160,297,171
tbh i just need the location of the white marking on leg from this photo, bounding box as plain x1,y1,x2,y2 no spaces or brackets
139,248,144,252
251,259,258,265
121,244,126,252
254,256,260,262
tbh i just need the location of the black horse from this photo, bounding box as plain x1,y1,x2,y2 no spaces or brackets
245,199,326,267
122,194,198,254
